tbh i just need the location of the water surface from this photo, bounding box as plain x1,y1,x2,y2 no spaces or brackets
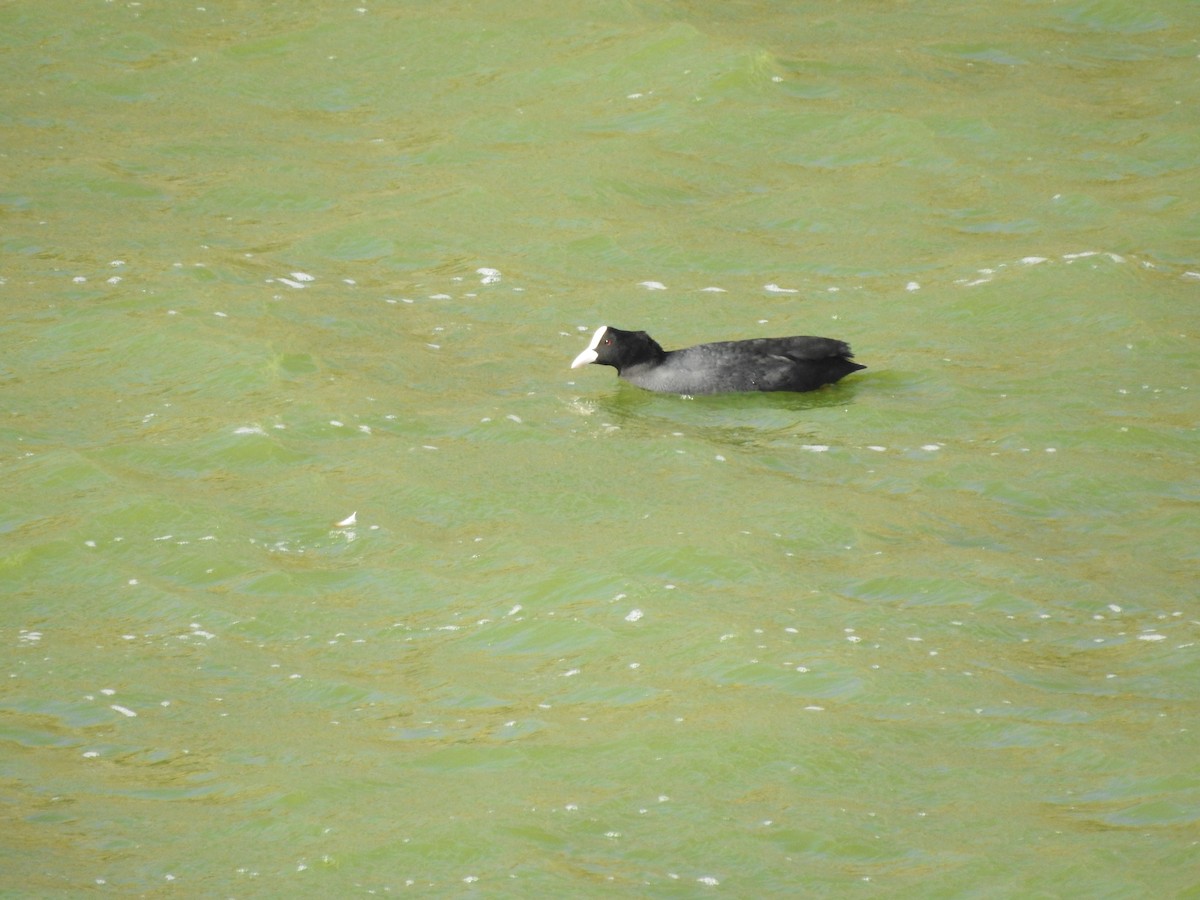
2,0,1197,895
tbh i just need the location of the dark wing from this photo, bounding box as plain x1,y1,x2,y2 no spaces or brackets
728,337,861,393
746,336,855,362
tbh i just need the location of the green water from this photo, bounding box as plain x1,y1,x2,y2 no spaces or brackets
3,0,1197,895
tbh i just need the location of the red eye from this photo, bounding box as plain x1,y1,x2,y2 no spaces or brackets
603,338,612,345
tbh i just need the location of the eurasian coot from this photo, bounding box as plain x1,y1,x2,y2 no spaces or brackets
570,326,865,395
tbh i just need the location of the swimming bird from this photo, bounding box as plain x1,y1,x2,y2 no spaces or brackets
570,326,865,395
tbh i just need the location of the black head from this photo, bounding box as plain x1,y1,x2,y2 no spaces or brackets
570,326,664,373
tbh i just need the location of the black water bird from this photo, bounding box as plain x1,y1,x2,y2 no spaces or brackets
570,326,865,395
